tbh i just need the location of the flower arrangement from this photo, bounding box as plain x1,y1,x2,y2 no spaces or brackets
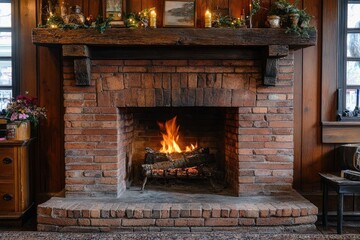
5,95,47,126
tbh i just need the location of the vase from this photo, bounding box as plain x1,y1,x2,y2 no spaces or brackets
267,15,281,28
6,121,31,140
288,13,300,27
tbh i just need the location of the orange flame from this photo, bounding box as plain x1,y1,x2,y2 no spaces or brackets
158,116,197,154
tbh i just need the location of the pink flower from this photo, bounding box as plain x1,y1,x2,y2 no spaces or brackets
18,113,29,120
10,113,18,121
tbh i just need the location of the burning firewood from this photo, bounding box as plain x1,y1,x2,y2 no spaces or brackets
143,147,212,170
141,147,216,191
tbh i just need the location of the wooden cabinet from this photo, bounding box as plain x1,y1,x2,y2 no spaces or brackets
0,139,33,223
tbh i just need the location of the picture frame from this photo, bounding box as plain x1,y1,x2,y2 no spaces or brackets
163,0,196,27
103,0,126,27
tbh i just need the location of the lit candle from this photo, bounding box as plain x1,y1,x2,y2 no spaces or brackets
205,10,212,28
150,10,157,28
249,3,252,15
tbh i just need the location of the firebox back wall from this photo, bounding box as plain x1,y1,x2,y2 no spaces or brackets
64,56,295,198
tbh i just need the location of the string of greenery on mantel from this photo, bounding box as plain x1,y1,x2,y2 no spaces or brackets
38,14,113,34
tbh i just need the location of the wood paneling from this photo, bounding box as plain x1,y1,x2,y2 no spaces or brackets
299,0,323,191
37,46,64,200
18,0,38,96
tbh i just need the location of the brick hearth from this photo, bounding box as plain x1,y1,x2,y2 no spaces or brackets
37,191,317,232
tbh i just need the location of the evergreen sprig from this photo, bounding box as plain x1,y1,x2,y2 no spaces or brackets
38,15,112,34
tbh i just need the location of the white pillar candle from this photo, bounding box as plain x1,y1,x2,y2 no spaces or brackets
150,10,157,28
205,10,212,28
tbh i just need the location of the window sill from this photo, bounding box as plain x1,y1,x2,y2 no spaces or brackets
322,121,360,143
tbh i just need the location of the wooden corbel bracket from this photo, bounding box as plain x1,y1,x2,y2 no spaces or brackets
62,45,91,86
263,45,289,86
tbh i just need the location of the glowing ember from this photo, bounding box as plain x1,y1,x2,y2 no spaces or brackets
158,116,197,154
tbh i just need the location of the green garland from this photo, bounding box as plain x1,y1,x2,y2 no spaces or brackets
212,15,244,28
38,15,112,34
124,8,155,28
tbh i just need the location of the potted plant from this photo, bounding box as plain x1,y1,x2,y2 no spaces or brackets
298,9,312,28
288,6,300,27
267,0,290,28
5,95,47,140
267,0,313,38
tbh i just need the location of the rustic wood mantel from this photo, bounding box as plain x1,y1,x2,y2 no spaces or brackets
32,28,317,86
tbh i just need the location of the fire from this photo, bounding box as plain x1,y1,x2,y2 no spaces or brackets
158,116,197,154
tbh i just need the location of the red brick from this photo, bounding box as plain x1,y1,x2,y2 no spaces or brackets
103,75,124,90
149,66,176,73
124,60,150,65
91,219,122,226
176,66,205,73
122,219,155,227
93,66,119,73
174,218,204,227
256,217,293,226
239,218,255,226
37,216,78,226
294,215,317,224
78,219,91,226
204,218,238,226
124,73,142,88
156,219,175,227
123,66,147,73
38,207,52,216
222,74,247,89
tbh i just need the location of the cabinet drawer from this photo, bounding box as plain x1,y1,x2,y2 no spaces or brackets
0,183,15,212
0,148,15,178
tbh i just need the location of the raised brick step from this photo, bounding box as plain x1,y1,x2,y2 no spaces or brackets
37,191,318,232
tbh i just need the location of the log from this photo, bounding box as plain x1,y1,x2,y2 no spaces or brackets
142,147,213,171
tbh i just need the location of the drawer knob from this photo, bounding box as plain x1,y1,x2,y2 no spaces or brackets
2,157,12,164
3,194,13,201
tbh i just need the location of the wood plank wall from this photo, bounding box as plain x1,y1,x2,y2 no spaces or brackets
17,0,358,211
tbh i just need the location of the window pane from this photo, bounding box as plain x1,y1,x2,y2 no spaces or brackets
346,89,358,110
347,61,360,85
348,33,360,57
348,4,360,28
0,89,11,110
0,32,11,57
0,61,11,86
0,3,11,28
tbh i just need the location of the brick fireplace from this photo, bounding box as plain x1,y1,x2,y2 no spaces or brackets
34,28,318,232
64,56,294,197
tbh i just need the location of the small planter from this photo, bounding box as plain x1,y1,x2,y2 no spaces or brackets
288,13,300,27
6,121,31,140
267,15,281,28
300,20,310,28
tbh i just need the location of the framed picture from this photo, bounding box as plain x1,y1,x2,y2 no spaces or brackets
163,0,196,27
103,0,126,26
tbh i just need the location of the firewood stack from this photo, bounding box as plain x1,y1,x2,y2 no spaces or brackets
141,147,219,191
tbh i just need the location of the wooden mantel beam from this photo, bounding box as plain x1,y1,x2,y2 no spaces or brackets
33,28,316,86
32,28,316,49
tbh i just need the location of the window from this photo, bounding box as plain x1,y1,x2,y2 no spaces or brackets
338,0,360,119
0,0,13,110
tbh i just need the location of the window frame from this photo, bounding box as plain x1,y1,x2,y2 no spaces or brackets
338,0,360,120
0,0,17,110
